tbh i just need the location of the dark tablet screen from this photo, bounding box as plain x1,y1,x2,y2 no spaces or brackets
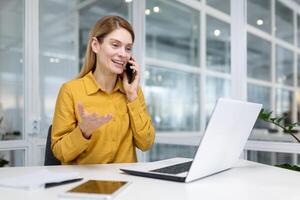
68,180,128,195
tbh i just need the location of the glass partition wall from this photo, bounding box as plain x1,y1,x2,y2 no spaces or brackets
0,0,25,167
145,0,232,161
0,0,300,166
246,0,300,165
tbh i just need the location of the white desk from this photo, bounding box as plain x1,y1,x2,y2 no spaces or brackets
0,159,300,200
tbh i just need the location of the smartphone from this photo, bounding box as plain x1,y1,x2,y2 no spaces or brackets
60,180,130,199
125,58,136,84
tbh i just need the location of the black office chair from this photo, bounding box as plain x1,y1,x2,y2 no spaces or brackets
44,125,61,165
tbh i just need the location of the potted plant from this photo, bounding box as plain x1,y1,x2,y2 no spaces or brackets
0,157,8,167
0,116,9,167
258,109,300,171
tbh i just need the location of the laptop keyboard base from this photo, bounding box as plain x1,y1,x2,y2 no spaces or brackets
150,161,192,174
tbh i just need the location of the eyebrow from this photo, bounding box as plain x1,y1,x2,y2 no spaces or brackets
109,38,133,46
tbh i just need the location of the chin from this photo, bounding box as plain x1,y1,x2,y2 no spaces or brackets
112,68,124,75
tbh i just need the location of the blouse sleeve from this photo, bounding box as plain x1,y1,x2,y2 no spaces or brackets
127,88,155,151
51,83,91,163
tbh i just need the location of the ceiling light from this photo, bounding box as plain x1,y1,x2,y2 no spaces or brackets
125,0,132,3
153,6,160,13
214,29,221,37
256,19,263,26
145,9,151,15
49,57,60,63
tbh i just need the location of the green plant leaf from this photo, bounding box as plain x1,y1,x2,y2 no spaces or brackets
270,117,276,122
275,118,283,123
258,108,300,143
258,109,271,120
287,125,294,131
276,163,300,172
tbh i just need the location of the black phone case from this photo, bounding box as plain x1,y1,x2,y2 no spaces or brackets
125,62,136,84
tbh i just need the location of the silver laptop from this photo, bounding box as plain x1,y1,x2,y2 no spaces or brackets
120,98,262,182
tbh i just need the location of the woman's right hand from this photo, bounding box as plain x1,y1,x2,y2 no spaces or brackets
77,103,112,139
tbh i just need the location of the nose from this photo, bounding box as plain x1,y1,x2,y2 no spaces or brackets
117,47,127,58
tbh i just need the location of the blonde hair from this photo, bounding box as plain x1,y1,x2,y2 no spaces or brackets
78,16,135,78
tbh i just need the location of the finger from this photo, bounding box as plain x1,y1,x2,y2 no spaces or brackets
102,117,112,124
105,113,113,120
99,114,113,124
123,72,129,83
97,118,110,125
129,57,139,69
87,115,98,122
77,102,85,117
86,113,100,123
102,114,112,120
130,56,136,62
130,65,138,74
128,61,139,74
128,59,134,65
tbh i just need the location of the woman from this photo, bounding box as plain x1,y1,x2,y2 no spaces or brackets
51,16,155,165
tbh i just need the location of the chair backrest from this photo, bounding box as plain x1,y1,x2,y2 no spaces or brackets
44,125,61,165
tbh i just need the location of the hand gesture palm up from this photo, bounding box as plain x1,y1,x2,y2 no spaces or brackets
78,103,112,139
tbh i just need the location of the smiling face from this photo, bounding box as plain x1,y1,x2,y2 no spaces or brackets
92,28,133,75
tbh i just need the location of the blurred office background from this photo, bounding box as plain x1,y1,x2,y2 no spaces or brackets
0,0,300,167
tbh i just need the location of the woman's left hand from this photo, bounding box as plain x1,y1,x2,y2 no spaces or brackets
123,57,140,102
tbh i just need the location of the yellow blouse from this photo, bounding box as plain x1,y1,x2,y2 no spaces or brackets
51,72,155,165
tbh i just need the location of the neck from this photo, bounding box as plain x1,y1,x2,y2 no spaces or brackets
93,66,117,94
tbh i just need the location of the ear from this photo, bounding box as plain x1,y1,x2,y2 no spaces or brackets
91,37,100,54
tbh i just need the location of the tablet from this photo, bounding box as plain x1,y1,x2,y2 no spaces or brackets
59,180,130,199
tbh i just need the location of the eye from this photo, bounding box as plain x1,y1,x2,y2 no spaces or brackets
111,43,119,48
126,47,132,52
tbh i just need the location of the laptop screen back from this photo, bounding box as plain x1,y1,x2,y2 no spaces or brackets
185,98,262,182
